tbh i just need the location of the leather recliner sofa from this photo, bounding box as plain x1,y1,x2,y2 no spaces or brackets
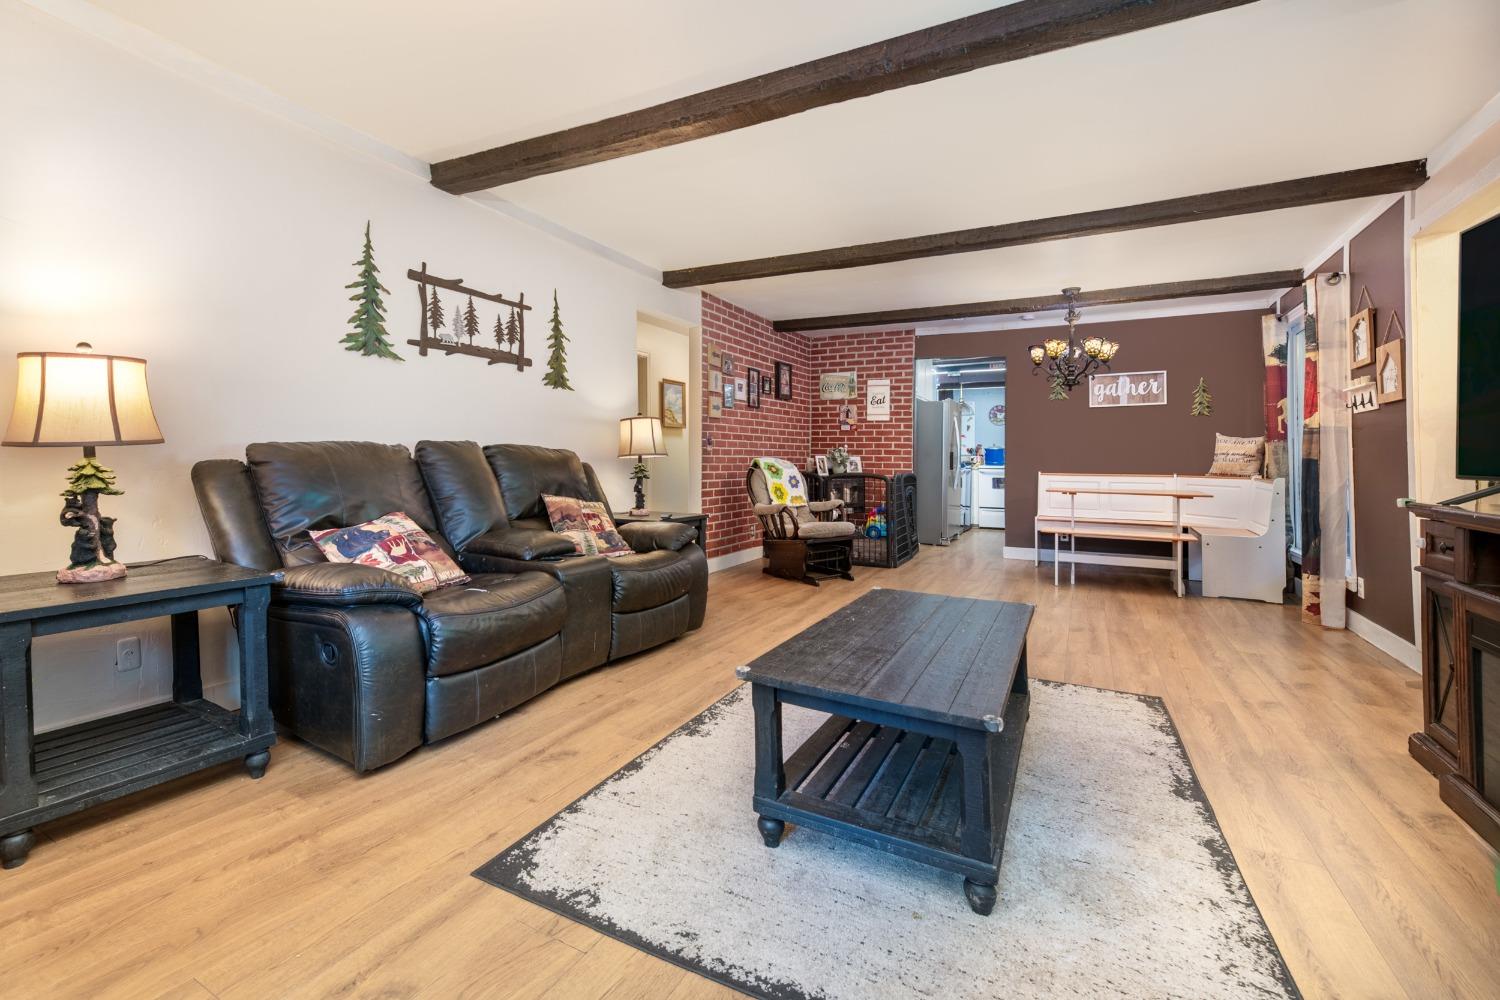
191,440,706,771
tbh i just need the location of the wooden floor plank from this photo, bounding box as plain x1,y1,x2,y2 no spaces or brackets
1,530,1494,1000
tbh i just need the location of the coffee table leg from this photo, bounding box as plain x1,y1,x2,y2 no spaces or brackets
752,683,786,847
963,877,997,915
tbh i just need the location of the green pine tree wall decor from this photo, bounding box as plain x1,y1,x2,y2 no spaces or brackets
341,222,402,360
542,289,573,390
1048,374,1067,400
1190,377,1213,416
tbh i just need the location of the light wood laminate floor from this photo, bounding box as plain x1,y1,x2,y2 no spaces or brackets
2,530,1497,999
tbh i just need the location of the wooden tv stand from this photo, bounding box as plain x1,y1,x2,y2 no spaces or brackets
1407,503,1500,852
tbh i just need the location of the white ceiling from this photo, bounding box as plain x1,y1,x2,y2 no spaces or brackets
87,0,1500,323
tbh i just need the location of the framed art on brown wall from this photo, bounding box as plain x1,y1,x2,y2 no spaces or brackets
1349,307,1375,370
1375,336,1404,403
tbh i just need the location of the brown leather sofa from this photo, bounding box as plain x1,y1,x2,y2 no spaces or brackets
191,440,706,771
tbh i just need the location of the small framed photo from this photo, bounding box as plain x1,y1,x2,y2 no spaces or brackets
746,367,761,408
761,374,773,396
709,395,723,418
814,455,830,476
722,353,735,375
710,370,723,393
775,361,793,400
846,456,864,473
659,378,686,428
734,377,747,400
1375,337,1404,403
723,382,736,409
708,346,723,369
1349,307,1374,370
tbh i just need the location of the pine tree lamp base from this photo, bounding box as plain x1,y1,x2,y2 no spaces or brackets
55,448,128,586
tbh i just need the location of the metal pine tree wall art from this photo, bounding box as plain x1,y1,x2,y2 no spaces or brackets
342,222,402,360
542,289,572,390
407,262,532,370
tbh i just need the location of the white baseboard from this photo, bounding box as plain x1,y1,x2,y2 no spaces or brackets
1003,545,1173,571
1347,610,1420,673
708,547,762,574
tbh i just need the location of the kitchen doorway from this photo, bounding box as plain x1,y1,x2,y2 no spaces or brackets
916,356,1006,539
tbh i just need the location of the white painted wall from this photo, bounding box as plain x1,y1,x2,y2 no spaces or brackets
0,2,697,729
635,318,693,512
963,386,1006,457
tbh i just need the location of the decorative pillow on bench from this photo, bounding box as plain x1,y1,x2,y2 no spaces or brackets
1207,433,1265,478
309,512,469,593
542,495,633,557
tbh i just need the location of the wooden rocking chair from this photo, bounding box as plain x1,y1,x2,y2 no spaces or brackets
746,461,856,586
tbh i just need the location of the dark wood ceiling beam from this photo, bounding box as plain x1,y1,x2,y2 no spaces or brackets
430,0,1259,193
665,161,1426,287
771,270,1303,333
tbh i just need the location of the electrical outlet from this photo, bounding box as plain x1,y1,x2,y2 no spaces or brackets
1357,577,1366,599
116,636,141,672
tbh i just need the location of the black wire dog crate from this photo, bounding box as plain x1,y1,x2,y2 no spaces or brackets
824,472,918,568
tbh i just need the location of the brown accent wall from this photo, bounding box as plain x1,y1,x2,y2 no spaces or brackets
919,310,1268,548
1347,201,1413,640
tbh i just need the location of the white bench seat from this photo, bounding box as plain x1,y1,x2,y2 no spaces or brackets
1040,523,1193,543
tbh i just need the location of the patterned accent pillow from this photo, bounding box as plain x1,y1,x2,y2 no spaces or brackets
1207,434,1266,478
557,528,599,557
542,495,633,557
309,512,469,593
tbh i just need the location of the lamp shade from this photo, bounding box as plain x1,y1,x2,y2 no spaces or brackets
3,346,164,447
618,416,667,458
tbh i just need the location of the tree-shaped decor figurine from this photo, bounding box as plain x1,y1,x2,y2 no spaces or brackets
543,289,573,390
59,456,125,582
341,222,402,360
1190,377,1213,416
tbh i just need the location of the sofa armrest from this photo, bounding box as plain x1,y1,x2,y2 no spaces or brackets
465,527,578,561
275,563,423,609
617,521,696,553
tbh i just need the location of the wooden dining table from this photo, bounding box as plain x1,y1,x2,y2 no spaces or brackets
1045,486,1213,596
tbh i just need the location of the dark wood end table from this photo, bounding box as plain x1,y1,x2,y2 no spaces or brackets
739,587,1032,915
0,557,278,869
614,510,708,551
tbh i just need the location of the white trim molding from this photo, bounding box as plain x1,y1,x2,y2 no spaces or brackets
1347,610,1420,673
708,547,762,574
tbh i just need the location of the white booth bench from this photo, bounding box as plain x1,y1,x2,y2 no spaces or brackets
1034,472,1286,602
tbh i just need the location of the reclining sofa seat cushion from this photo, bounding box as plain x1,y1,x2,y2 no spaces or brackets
418,571,566,676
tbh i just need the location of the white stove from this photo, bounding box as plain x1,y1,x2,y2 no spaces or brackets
975,465,1005,529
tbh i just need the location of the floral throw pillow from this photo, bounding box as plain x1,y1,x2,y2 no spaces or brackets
309,512,469,593
542,495,633,557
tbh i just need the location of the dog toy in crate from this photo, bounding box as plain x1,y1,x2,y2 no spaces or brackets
863,505,888,538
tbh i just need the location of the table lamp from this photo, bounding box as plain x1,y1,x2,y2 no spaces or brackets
3,343,164,583
618,415,666,516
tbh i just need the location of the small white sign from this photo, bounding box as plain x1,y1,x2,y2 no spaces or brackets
866,378,891,421
1088,371,1168,408
819,372,857,399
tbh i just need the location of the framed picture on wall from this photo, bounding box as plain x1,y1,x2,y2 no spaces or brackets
1375,337,1405,403
814,455,829,476
710,370,723,393
760,374,773,396
709,395,723,418
1349,307,1375,370
659,378,686,428
746,367,761,408
734,377,748,401
723,382,736,409
846,456,864,473
775,361,793,400
708,346,723,369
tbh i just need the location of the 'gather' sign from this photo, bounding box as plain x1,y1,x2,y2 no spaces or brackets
1088,371,1168,408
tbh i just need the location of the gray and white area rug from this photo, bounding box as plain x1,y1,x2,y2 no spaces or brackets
475,682,1299,1000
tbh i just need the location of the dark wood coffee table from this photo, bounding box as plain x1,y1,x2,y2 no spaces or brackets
738,587,1032,915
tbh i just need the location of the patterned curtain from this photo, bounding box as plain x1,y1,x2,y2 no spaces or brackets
1261,313,1290,549
1300,275,1352,628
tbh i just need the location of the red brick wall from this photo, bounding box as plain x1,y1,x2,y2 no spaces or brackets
808,329,917,477
700,292,812,559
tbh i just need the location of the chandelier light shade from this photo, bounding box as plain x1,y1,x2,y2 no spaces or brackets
1027,287,1119,397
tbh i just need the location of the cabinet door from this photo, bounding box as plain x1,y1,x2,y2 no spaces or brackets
1465,602,1500,807
1422,577,1460,756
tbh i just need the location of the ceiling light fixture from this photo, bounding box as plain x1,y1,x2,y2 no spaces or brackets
1027,287,1118,399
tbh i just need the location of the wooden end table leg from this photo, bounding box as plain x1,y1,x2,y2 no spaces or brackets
0,622,37,870
236,586,274,778
752,683,786,847
170,611,203,702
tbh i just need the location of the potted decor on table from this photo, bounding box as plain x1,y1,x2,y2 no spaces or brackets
827,446,850,475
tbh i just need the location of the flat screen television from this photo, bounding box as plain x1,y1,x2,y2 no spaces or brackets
1458,212,1500,481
